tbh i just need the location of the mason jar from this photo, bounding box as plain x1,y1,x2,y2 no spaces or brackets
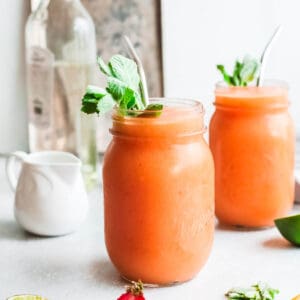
103,98,215,285
210,81,295,228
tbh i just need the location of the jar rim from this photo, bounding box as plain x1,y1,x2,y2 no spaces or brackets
110,98,206,138
214,79,289,110
215,79,289,90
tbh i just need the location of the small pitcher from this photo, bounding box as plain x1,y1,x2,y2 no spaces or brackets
6,151,89,236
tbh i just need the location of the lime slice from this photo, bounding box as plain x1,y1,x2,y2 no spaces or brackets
7,295,47,300
275,214,300,246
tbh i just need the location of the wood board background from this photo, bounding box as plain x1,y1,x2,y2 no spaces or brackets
82,0,163,97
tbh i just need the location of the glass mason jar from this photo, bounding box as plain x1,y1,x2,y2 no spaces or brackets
25,0,98,188
103,99,215,285
209,81,295,228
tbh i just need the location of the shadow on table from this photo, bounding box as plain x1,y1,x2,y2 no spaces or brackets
262,237,293,249
216,222,273,232
0,219,42,241
89,259,125,287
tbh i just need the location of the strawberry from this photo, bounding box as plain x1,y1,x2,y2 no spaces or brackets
117,280,145,300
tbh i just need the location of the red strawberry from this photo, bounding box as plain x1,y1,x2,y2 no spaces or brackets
117,280,145,300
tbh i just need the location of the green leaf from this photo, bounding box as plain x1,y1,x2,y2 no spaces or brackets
137,103,164,118
217,65,233,86
81,54,163,117
97,94,115,115
225,283,279,300
240,56,260,85
97,56,113,76
85,85,107,98
108,54,140,90
81,85,108,114
107,77,144,111
146,103,163,111
106,77,128,101
122,88,136,109
233,61,243,86
217,56,261,87
81,101,99,114
118,88,136,116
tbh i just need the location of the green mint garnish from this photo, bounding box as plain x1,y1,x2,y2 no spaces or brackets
226,282,279,300
217,55,261,86
138,103,163,118
81,85,114,114
81,55,163,117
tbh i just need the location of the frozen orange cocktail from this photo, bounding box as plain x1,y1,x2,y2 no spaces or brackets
211,55,295,228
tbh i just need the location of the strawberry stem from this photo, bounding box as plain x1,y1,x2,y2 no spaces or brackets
126,280,144,296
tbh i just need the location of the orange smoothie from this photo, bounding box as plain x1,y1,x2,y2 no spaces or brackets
210,83,295,228
103,99,214,285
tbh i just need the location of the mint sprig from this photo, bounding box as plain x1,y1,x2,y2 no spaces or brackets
217,55,261,86
226,282,279,300
81,55,163,117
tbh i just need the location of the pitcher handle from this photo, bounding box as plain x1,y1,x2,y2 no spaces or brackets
6,151,28,192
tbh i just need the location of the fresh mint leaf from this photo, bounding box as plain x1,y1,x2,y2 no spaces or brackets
108,54,140,91
97,56,113,76
107,77,144,110
217,65,233,86
118,88,136,116
253,283,279,300
81,101,98,114
81,89,115,115
81,86,106,114
240,56,260,85
233,61,243,86
97,94,115,115
217,56,261,86
138,103,163,118
82,54,163,117
146,103,163,111
85,85,107,98
226,283,279,300
122,88,136,109
106,77,128,101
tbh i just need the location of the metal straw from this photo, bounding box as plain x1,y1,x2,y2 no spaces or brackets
257,25,282,86
123,35,149,106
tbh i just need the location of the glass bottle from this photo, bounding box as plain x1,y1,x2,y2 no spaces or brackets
25,0,98,188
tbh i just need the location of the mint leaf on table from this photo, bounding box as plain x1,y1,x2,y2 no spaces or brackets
225,282,279,300
217,55,261,87
81,54,163,116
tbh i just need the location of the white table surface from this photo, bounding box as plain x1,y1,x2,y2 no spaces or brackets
1,158,300,300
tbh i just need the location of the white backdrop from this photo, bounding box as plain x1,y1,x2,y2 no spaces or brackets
162,0,300,133
0,1,30,153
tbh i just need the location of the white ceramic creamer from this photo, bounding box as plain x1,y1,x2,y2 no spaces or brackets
6,151,88,236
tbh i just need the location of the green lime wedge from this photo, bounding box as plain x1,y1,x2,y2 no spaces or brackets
275,214,300,246
7,295,47,300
